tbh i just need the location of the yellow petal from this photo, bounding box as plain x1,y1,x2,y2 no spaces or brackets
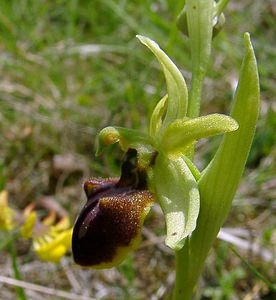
34,228,73,263
0,191,16,231
20,211,37,238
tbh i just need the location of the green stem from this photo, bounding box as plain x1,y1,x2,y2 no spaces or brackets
185,0,214,160
172,239,194,300
173,0,213,296
8,239,27,300
187,72,204,118
185,72,205,163
173,239,209,300
186,0,213,119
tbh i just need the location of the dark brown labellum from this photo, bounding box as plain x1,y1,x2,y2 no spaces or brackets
72,149,154,268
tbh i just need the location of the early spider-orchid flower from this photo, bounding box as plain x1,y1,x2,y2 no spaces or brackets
72,35,240,269
71,1,259,298
72,149,155,268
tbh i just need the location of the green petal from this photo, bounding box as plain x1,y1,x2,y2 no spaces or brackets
161,114,238,155
149,94,168,137
96,127,154,169
151,153,200,250
137,35,188,131
97,126,151,154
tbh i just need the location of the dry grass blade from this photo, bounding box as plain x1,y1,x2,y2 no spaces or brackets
218,228,275,263
0,276,97,300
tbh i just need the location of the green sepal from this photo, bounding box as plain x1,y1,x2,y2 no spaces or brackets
161,114,238,155
151,153,200,250
137,35,188,131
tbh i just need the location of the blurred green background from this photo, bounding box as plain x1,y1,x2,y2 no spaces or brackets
0,0,275,299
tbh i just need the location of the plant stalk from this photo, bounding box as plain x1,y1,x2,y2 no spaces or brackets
187,72,204,118
173,2,213,295
8,239,27,300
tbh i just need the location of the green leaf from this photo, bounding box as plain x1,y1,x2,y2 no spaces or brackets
151,153,200,250
171,33,260,300
186,32,260,285
137,35,188,131
197,33,260,238
161,114,238,155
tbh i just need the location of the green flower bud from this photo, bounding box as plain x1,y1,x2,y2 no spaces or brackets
177,1,226,39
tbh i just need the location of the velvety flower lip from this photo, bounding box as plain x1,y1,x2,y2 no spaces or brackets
72,149,155,268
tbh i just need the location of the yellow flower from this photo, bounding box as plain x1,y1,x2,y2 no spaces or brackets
0,190,16,231
33,223,73,263
21,202,73,263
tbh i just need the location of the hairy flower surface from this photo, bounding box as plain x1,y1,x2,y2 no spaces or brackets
72,150,154,268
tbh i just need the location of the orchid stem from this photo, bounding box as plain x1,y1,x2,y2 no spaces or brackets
187,72,204,119
173,239,193,300
173,1,217,298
